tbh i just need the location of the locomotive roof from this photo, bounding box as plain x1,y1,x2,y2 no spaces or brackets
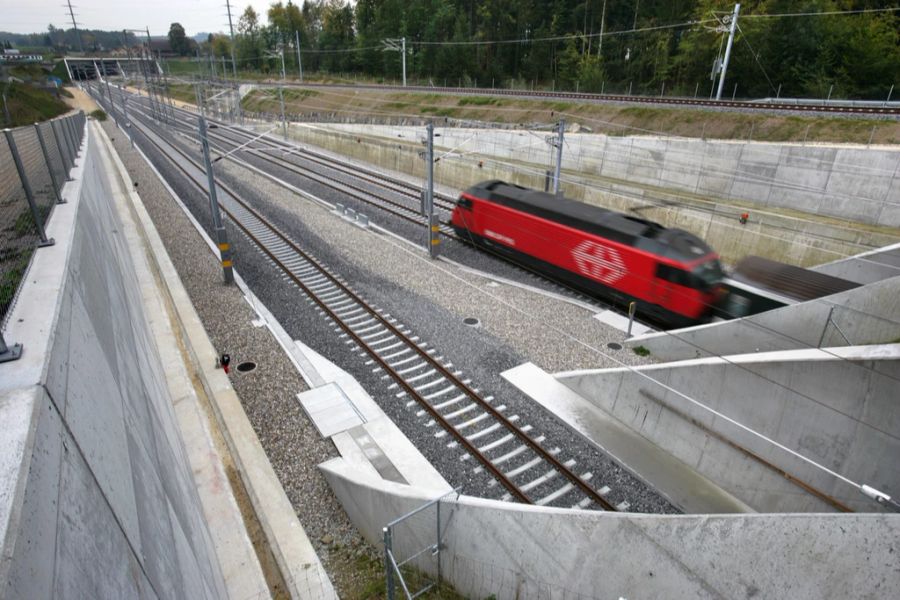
466,180,715,260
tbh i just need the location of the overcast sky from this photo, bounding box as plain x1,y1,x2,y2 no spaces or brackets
2,0,281,36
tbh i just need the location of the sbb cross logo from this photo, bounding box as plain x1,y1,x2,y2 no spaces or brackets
571,240,626,285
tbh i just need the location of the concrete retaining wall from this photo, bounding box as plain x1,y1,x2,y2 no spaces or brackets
812,242,900,284
286,123,899,266
628,274,900,361
321,458,900,600
322,124,900,227
0,127,228,598
557,345,900,513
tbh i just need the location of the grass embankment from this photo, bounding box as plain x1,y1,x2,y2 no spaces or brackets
240,86,900,145
2,81,69,127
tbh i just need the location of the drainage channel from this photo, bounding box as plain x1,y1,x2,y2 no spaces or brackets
120,100,621,511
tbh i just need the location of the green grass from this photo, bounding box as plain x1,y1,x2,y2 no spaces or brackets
90,109,107,121
420,106,457,117
457,95,502,106
633,345,651,357
8,64,47,80
2,82,69,127
0,249,34,317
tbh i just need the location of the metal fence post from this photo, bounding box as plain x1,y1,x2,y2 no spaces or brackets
34,123,65,204
51,120,74,178
436,500,442,584
818,306,835,348
0,331,23,363
4,129,54,247
57,118,75,167
383,526,395,600
63,117,78,162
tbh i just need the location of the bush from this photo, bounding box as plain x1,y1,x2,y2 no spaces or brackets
90,109,107,121
633,345,651,357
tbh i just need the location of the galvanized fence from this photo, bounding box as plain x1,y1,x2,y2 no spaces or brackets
383,489,460,599
1,110,85,360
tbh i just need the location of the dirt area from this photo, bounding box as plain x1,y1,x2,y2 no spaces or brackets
241,86,900,145
61,86,99,113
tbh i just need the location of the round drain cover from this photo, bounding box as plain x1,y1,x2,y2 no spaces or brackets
236,361,257,373
606,342,623,350
463,317,481,327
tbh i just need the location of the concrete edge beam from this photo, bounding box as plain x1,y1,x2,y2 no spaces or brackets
92,123,271,599
107,123,338,600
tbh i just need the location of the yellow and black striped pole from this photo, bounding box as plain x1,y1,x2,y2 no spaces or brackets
429,214,441,259
199,116,234,283
424,121,441,259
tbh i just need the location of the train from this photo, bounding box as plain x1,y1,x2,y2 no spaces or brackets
450,180,725,327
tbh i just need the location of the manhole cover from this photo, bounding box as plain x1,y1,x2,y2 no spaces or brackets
606,342,623,350
463,317,481,327
236,361,257,373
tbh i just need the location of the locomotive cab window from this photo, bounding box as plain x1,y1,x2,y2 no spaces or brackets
692,259,724,290
457,196,473,209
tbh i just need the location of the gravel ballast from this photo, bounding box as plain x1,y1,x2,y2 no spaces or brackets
101,107,685,592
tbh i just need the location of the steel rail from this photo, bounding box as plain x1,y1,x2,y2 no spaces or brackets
267,81,900,117
128,97,461,231
121,100,616,510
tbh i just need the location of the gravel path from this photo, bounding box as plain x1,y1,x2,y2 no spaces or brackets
101,121,378,597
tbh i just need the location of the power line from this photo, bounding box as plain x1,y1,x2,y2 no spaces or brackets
741,6,900,19
412,18,718,47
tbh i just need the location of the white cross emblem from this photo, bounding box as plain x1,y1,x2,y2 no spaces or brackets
571,240,626,285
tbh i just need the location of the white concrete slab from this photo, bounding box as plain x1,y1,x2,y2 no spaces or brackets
297,382,365,438
327,416,451,494
294,340,384,422
501,362,753,514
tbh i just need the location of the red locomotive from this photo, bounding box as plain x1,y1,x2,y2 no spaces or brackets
450,180,724,327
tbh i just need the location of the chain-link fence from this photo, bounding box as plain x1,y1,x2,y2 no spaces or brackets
1,110,85,349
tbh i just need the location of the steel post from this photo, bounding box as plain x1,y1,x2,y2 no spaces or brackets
63,117,78,164
198,116,234,284
0,331,23,363
5,129,54,247
33,123,64,203
383,527,395,600
296,30,303,82
51,120,74,176
715,3,740,101
553,118,565,196
401,37,407,87
278,86,287,140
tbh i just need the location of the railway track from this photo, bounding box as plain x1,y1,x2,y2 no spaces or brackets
101,88,626,510
119,90,631,318
254,81,900,117
128,97,462,235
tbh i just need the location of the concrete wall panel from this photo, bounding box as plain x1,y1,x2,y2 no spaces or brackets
321,459,900,600
4,391,62,600
557,346,900,512
630,275,900,361
0,126,228,600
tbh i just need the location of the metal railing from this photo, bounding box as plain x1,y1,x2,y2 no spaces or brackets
384,489,460,599
1,110,85,361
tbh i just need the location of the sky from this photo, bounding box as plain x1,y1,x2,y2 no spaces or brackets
1,0,281,36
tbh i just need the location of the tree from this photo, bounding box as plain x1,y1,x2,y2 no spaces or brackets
168,22,190,56
238,6,264,71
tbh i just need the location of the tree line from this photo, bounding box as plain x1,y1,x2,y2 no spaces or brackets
222,0,898,100
8,0,898,99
